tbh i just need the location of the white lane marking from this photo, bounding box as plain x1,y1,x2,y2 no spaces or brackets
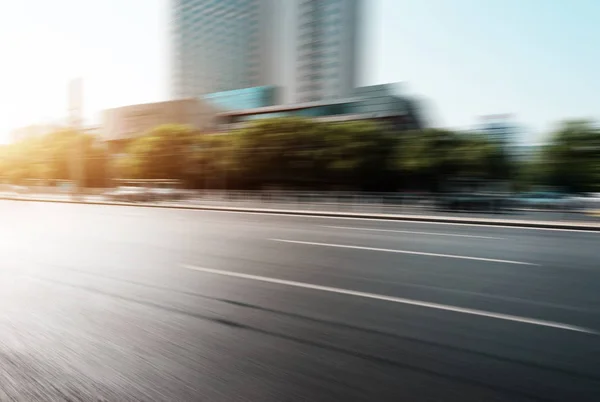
181,265,595,334
271,239,539,266
322,225,503,239
333,274,593,312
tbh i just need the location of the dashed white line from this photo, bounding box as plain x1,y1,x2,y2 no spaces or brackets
181,264,594,334
271,239,539,266
321,225,503,239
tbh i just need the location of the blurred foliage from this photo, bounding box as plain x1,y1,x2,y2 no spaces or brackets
0,128,108,187
1,117,597,193
396,129,511,191
116,124,194,180
540,120,600,193
513,120,599,193
233,118,397,190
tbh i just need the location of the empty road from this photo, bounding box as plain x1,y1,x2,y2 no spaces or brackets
0,200,599,401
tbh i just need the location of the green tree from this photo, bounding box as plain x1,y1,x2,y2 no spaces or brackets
394,129,513,192
540,120,600,193
322,121,397,191
233,117,322,189
395,129,461,191
189,133,237,189
231,117,397,191
0,128,110,187
119,124,195,181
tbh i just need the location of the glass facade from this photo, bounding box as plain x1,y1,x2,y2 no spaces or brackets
203,86,278,111
294,104,348,117
242,112,289,121
294,0,359,103
351,97,408,116
171,0,360,105
236,103,349,122
171,0,269,98
295,0,358,102
351,84,396,98
224,84,421,130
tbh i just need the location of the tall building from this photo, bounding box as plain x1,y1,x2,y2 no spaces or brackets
289,0,360,103
171,0,360,105
171,0,281,99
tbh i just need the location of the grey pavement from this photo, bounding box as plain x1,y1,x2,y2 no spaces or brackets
0,200,599,401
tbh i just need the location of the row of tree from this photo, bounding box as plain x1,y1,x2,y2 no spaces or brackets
1,117,598,193
516,120,600,193
115,118,513,192
0,129,108,188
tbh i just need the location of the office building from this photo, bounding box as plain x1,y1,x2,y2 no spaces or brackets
203,86,278,111
171,0,361,105
171,0,281,99
102,98,219,154
289,0,360,103
217,84,422,132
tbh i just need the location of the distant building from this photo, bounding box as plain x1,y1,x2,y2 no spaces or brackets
478,114,518,145
171,0,361,104
217,84,423,132
102,98,220,153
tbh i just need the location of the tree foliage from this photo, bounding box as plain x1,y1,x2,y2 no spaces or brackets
395,129,511,191
0,128,108,187
116,124,194,180
538,120,600,193
1,117,596,193
231,118,397,190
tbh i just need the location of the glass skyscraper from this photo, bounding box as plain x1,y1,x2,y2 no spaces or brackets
171,0,360,105
171,0,281,99
291,0,360,103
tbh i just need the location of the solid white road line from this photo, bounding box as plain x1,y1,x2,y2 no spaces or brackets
180,265,594,334
271,239,538,266
322,225,504,239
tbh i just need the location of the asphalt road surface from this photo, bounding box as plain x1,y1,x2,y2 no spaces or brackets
0,200,599,401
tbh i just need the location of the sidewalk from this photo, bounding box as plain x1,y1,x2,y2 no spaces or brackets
2,193,599,231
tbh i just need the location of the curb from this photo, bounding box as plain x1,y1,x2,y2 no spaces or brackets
3,195,599,231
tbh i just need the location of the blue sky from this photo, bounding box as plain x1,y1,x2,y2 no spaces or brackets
1,0,599,144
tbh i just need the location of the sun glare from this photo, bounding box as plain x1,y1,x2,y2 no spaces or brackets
0,26,82,143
